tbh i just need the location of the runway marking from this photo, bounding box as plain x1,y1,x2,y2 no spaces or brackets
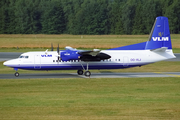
154,72,180,77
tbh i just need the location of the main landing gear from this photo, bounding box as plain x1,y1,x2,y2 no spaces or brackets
78,62,91,77
84,71,91,77
77,70,84,75
77,70,91,77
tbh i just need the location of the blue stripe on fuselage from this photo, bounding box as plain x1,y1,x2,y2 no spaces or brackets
10,63,149,70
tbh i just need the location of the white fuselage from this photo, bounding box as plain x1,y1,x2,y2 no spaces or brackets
3,49,176,71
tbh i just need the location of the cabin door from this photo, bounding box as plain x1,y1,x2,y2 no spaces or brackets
34,55,41,69
123,56,129,67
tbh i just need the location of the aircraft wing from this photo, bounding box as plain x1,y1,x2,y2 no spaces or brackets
78,49,100,56
65,46,101,56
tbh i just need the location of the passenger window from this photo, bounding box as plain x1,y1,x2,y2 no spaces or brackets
25,56,29,58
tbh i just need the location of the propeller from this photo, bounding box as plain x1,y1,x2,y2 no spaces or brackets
57,44,60,61
51,43,53,51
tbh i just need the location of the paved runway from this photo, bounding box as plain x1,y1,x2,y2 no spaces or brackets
0,52,22,61
0,72,180,79
0,52,180,62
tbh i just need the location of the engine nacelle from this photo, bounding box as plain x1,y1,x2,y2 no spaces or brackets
61,51,80,61
80,52,111,61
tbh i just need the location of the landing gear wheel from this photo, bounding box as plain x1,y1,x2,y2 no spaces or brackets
14,72,19,77
77,70,84,75
84,71,91,77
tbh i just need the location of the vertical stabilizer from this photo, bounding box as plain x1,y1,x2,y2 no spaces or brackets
145,17,172,50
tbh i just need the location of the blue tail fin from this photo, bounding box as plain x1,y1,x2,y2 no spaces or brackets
145,16,172,50
108,16,172,51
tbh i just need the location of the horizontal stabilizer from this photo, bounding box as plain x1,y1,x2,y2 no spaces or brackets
151,47,167,52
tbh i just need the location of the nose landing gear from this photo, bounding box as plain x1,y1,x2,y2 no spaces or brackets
14,68,19,77
14,72,19,77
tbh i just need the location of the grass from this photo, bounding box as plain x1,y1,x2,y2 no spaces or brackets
0,77,180,120
0,34,148,49
1,34,180,50
1,47,180,53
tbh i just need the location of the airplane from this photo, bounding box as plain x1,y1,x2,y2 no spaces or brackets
3,16,176,77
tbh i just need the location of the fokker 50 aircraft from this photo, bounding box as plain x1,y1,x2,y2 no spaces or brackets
3,16,176,77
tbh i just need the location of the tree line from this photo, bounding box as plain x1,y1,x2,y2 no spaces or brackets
0,0,180,35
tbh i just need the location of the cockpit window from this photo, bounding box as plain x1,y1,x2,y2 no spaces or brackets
19,56,24,58
19,56,29,59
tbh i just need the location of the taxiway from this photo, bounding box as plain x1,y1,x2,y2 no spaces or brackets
0,72,180,79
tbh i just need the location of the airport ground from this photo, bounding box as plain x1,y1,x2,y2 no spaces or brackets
0,35,180,119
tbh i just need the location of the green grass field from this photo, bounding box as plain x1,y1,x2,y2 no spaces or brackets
1,60,180,120
0,78,180,120
1,34,180,52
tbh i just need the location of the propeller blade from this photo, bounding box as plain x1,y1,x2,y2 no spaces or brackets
57,44,60,60
57,44,59,54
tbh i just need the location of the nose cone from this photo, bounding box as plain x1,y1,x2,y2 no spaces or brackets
3,59,17,67
3,61,10,66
